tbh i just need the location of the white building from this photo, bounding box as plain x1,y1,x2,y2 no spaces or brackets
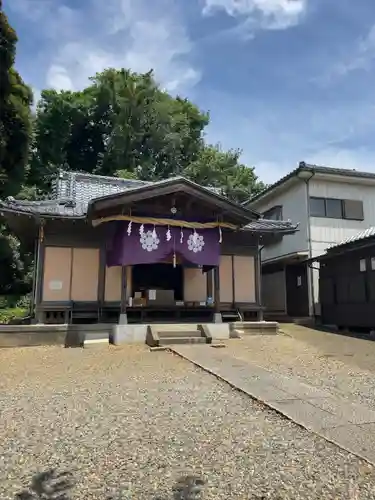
246,162,375,319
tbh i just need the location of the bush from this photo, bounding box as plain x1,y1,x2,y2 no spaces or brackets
0,307,27,324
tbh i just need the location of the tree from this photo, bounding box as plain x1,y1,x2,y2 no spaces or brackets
0,3,33,197
28,68,265,199
183,145,265,203
0,3,34,300
28,69,210,188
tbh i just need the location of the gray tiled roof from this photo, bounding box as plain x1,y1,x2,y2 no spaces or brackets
0,170,298,233
0,170,151,218
244,218,298,233
246,161,375,205
328,227,375,250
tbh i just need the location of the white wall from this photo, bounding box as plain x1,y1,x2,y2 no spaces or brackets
309,178,375,315
251,180,309,262
309,179,375,256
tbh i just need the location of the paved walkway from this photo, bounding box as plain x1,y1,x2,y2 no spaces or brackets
171,345,375,465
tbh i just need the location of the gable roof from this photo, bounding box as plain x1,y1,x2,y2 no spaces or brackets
245,161,375,206
0,170,299,235
87,175,260,222
0,171,260,220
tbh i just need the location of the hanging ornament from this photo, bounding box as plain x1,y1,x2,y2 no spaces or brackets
173,252,176,268
218,226,222,244
166,226,171,241
127,220,132,236
192,229,198,245
139,224,144,236
152,225,157,239
180,228,184,244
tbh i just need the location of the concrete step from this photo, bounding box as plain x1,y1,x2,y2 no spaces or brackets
159,337,207,346
148,323,200,332
158,330,202,339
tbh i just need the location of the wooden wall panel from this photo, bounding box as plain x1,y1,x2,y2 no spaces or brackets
71,248,99,301
233,255,255,303
42,247,72,301
219,255,233,303
184,268,207,302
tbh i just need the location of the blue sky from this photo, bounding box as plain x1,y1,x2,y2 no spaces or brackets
6,0,375,183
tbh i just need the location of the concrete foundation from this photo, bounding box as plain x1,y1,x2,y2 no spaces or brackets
213,312,223,324
112,324,148,345
119,313,128,325
204,323,230,340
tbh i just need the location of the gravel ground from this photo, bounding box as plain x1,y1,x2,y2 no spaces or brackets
1,345,375,499
225,325,375,412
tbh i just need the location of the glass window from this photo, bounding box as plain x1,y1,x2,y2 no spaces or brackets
325,198,343,218
371,257,375,270
310,197,326,217
360,259,367,272
343,200,364,220
263,206,283,220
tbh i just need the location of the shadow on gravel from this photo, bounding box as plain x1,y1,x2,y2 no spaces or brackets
14,469,207,500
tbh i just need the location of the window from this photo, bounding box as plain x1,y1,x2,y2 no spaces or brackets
371,257,375,271
263,205,283,220
343,199,364,220
325,198,343,218
309,197,364,220
310,197,326,217
360,259,367,272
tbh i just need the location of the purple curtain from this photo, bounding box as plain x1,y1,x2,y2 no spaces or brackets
106,222,220,267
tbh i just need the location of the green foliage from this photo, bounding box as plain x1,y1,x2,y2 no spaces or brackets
0,7,33,197
183,144,266,203
27,69,211,189
0,307,28,324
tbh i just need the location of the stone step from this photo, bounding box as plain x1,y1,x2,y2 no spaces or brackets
158,330,202,339
148,323,200,332
83,332,109,348
159,337,207,346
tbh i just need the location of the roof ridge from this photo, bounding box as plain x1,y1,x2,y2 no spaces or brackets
58,169,151,185
246,161,375,205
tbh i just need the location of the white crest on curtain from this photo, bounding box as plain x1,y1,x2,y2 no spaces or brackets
140,230,160,252
187,232,205,253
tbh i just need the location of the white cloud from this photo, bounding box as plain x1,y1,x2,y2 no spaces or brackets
202,0,307,31
9,0,200,93
319,24,375,84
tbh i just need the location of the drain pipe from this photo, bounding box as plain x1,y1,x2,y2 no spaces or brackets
298,167,316,318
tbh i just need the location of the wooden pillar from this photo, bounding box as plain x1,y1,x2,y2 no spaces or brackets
97,242,106,321
213,265,222,323
119,265,128,324
206,268,213,301
34,221,45,324
255,240,264,321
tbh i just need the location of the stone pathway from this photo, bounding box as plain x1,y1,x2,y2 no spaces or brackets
171,345,375,465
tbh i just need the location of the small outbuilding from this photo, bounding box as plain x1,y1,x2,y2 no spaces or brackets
314,227,375,331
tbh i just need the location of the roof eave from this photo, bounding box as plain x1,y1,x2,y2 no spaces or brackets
87,177,260,223
0,205,86,221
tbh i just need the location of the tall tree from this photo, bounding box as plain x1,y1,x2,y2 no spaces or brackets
0,2,33,197
0,2,33,297
183,145,265,203
28,67,265,200
28,68,209,189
